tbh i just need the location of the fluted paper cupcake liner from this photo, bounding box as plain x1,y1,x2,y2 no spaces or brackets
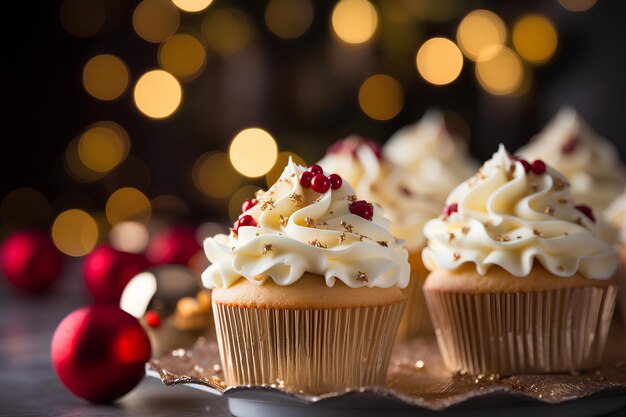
212,301,405,394
397,273,432,339
424,285,618,375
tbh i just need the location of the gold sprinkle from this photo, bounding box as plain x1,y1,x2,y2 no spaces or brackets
262,244,273,255
461,226,470,235
544,206,554,215
290,173,296,178
356,271,368,282
329,211,334,215
260,198,275,211
253,275,264,281
377,241,388,247
316,221,328,226
358,234,366,241
308,239,327,248
533,229,544,237
448,232,455,242
564,232,569,236
557,265,564,271
255,189,265,198
340,220,353,233
338,232,346,244
288,193,303,206
315,196,322,203
279,214,289,227
255,233,259,236
305,217,316,228
530,183,539,191
575,217,585,227
502,235,511,242
284,178,292,184
557,197,568,204
453,252,461,262
468,177,477,188
517,235,522,239
346,195,357,202
554,180,567,190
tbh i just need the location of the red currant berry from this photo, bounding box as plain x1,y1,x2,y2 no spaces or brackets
233,214,257,235
145,310,161,328
531,160,546,174
443,203,458,217
241,198,257,212
519,159,531,173
349,200,374,220
299,171,314,188
328,173,342,190
308,164,323,176
311,174,330,193
575,205,595,222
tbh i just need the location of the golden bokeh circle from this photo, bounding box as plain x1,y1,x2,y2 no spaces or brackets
456,10,507,61
265,0,314,39
475,46,524,95
202,8,252,55
159,33,207,81
77,122,130,173
52,209,99,257
557,0,597,12
331,0,378,44
512,14,558,65
60,0,106,37
416,37,464,85
229,128,278,178
133,0,180,43
192,152,242,198
358,74,404,120
134,70,182,119
82,54,130,101
106,187,152,225
172,0,213,13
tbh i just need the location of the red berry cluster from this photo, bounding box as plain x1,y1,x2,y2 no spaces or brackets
512,156,546,175
575,204,595,223
349,200,374,220
299,164,342,193
443,202,458,217
242,198,257,212
326,137,382,160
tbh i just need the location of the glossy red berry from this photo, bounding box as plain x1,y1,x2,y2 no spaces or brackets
233,214,257,235
311,174,330,193
299,171,314,188
349,200,374,220
575,205,595,222
308,164,323,175
519,159,531,173
328,173,342,190
443,203,458,217
241,198,257,212
144,310,160,328
531,160,546,174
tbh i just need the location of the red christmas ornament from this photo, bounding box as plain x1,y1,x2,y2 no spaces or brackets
51,305,151,403
83,246,151,304
0,230,62,293
311,174,330,193
349,200,374,220
328,173,343,190
531,160,546,175
241,198,257,212
299,171,313,188
144,310,161,328
146,227,200,266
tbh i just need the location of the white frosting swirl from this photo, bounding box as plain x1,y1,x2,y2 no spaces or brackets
518,107,626,211
383,110,478,203
318,137,441,251
423,145,618,279
202,159,410,289
605,187,626,243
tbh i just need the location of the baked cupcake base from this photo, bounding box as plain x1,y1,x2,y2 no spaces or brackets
397,250,432,339
211,274,406,393
424,264,617,375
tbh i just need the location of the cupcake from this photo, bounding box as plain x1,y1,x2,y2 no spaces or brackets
517,107,626,212
202,159,409,393
422,145,619,375
383,110,478,203
318,137,440,338
605,190,626,326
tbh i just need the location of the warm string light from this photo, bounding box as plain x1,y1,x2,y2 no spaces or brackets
416,37,464,85
134,70,182,119
82,55,129,101
78,122,130,173
192,152,242,198
512,14,558,65
105,188,151,225
331,0,379,44
52,209,99,257
456,10,506,61
172,0,214,13
229,128,278,178
475,46,524,95
133,0,180,43
358,74,404,120
158,33,207,82
202,8,252,55
265,0,314,39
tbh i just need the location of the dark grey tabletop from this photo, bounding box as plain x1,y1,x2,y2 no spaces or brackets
0,262,229,417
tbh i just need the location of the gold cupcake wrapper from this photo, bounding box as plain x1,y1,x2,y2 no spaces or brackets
212,300,405,394
397,272,432,339
424,285,618,375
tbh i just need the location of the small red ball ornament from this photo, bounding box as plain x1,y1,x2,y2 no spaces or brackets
576,205,596,222
51,305,151,403
144,310,161,328
0,230,62,293
299,171,313,188
531,160,546,175
83,246,151,304
328,173,343,190
349,200,374,220
147,227,201,266
311,174,330,193
241,198,257,212
308,164,323,176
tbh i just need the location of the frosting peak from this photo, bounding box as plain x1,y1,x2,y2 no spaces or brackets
202,159,410,289
422,145,618,280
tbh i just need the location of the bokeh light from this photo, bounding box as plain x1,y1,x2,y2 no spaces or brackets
416,37,464,85
331,0,379,44
192,152,242,198
60,0,106,37
228,185,263,222
82,54,129,101
65,136,105,182
475,46,524,95
78,122,130,173
158,33,207,82
109,221,150,253
133,0,180,43
1,188,51,231
52,209,99,257
265,152,307,187
106,188,152,225
457,10,507,61
512,14,558,65
134,70,182,119
151,195,190,219
358,74,404,120
229,128,278,178
172,0,213,13
265,0,314,39
202,8,252,55
557,0,597,12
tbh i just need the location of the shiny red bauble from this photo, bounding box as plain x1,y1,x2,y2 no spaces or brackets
51,305,151,403
0,230,62,293
349,200,374,220
83,246,151,304
299,171,313,188
328,173,342,190
146,227,200,266
241,198,257,212
311,174,330,193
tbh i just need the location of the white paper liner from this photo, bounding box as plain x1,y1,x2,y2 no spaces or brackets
397,272,432,339
424,285,618,375
212,300,405,393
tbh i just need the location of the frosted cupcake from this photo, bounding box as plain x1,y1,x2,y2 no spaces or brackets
202,159,409,393
319,137,440,338
422,145,618,375
383,110,478,203
518,107,626,212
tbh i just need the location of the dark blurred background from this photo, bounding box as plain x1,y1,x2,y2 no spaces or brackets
2,0,626,257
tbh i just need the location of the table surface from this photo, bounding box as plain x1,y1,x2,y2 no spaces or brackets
2,261,626,417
